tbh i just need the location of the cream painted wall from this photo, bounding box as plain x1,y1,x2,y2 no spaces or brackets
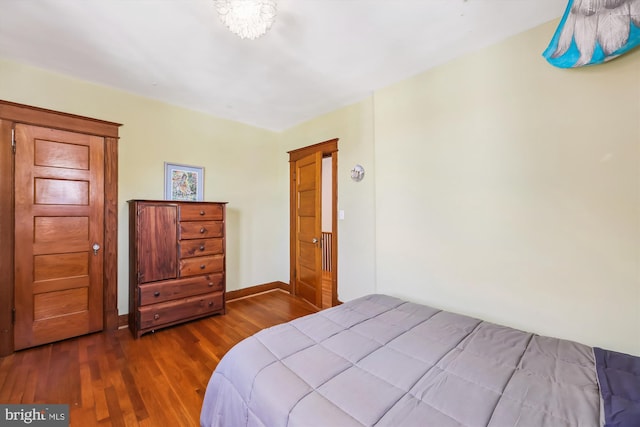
279,99,376,302
374,21,640,355
0,59,284,316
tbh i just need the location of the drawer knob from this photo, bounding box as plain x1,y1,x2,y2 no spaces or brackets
208,282,214,287
200,210,205,216
200,227,207,233
200,264,206,269
154,291,160,297
153,314,160,320
208,301,214,307
199,245,205,251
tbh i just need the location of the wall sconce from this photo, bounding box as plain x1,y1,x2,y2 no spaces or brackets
350,164,365,182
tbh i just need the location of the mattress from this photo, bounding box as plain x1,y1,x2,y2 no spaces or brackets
200,294,640,427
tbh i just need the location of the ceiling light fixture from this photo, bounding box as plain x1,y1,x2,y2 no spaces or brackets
214,0,277,40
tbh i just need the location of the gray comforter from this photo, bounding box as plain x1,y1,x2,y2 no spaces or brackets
201,294,603,426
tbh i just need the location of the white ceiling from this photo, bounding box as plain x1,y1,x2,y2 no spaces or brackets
0,0,565,131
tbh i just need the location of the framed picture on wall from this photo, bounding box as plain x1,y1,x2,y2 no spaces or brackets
164,162,204,201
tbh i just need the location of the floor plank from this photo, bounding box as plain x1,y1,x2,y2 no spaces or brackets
0,290,317,427
322,270,332,309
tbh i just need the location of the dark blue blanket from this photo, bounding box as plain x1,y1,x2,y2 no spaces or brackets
594,347,640,427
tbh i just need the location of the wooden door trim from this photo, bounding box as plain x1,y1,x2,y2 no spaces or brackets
0,119,15,357
104,136,119,331
0,101,120,138
288,138,339,306
0,100,121,356
330,150,339,306
288,138,338,162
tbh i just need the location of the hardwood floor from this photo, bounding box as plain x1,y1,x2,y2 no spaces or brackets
321,270,332,309
0,290,318,426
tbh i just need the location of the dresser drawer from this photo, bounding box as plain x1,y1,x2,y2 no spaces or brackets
138,273,224,305
180,221,224,239
180,204,224,221
179,238,223,258
179,254,224,277
138,292,224,330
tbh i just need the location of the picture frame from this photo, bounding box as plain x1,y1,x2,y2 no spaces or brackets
164,162,204,201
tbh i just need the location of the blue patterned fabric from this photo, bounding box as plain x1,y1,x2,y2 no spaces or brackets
543,0,640,68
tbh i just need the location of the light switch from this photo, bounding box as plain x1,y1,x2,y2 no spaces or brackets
339,210,345,220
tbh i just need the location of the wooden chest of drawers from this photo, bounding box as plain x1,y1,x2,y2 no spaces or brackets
128,200,227,338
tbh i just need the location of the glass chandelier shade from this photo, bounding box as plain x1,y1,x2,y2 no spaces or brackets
214,0,277,40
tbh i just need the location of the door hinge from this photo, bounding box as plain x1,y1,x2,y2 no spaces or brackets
11,128,16,154
11,308,15,325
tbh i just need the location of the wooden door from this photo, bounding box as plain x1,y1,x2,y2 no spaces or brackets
135,203,178,284
294,152,323,307
289,139,339,309
14,124,105,350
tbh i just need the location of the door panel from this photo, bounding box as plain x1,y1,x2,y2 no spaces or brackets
136,204,178,284
294,152,322,307
14,124,104,350
34,139,89,169
35,178,89,204
34,288,88,320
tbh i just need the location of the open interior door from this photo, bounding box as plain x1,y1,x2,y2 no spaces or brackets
293,151,322,307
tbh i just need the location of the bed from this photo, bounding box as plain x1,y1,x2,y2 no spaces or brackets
200,294,640,427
